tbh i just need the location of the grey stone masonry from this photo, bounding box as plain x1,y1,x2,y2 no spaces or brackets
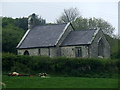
89,30,110,58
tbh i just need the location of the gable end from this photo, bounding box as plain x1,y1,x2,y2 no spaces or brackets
55,22,73,46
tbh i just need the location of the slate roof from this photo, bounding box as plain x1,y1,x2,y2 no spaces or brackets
61,30,96,46
17,23,68,49
17,23,98,49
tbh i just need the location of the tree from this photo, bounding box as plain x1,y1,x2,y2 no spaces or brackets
2,17,16,28
72,17,115,36
2,17,28,30
2,24,25,54
35,15,46,25
56,8,115,36
15,17,28,30
56,8,80,23
72,16,89,30
2,15,46,31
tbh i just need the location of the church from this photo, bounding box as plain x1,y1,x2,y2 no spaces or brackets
16,14,110,58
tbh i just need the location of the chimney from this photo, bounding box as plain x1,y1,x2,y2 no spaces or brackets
28,13,36,29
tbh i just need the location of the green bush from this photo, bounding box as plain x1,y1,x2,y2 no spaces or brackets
2,53,119,77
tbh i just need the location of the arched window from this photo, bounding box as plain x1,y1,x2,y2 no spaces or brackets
98,38,104,57
24,50,29,55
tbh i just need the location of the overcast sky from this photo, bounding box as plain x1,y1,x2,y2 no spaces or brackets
1,0,119,35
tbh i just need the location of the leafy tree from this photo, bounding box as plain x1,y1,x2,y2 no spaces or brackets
56,8,80,23
35,14,46,25
72,16,89,30
72,17,115,36
2,17,28,30
2,17,16,28
15,17,28,30
2,24,25,54
105,34,119,56
56,8,115,36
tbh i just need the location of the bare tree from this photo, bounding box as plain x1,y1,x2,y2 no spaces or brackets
56,8,80,23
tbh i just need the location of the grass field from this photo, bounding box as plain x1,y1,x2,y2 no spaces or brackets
2,75,118,88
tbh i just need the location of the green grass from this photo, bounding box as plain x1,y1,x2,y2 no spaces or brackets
2,75,118,88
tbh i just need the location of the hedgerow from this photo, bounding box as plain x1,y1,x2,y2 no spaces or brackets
2,53,119,77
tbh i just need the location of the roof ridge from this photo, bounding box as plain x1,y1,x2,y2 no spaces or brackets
34,23,67,27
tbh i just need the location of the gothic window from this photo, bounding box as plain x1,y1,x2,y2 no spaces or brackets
24,50,29,55
98,38,104,57
75,47,82,57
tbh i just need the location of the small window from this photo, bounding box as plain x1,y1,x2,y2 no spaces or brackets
38,49,41,55
48,48,50,56
75,47,82,57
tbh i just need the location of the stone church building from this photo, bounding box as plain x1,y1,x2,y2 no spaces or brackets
17,14,110,58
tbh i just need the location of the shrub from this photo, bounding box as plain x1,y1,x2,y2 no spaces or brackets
2,53,119,77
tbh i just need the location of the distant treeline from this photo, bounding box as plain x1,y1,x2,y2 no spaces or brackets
2,53,119,78
2,17,28,30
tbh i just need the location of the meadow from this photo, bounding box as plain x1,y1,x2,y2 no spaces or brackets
2,75,118,88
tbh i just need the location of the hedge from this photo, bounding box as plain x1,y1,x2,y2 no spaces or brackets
2,53,119,77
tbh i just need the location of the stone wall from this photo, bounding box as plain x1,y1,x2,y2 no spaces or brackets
49,47,57,57
40,48,49,56
18,48,38,56
18,47,57,57
18,45,89,58
61,45,88,58
61,46,75,57
89,30,110,58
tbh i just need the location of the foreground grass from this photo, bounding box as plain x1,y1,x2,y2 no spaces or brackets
2,75,118,88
